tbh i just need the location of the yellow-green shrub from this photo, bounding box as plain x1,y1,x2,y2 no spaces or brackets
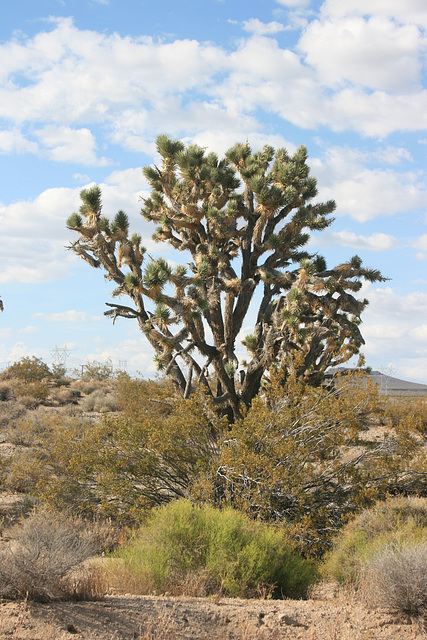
114,499,317,598
323,496,427,584
2,356,51,382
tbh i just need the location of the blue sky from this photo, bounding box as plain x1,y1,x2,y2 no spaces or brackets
1,0,427,382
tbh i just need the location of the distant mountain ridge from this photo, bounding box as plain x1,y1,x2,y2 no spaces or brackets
368,371,427,395
329,368,427,397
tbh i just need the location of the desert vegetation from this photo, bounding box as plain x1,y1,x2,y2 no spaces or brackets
112,499,316,599
323,496,427,616
0,354,426,634
0,511,107,602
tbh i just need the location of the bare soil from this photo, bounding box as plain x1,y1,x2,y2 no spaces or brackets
0,589,425,640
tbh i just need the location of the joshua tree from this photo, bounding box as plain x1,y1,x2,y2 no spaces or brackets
67,136,386,420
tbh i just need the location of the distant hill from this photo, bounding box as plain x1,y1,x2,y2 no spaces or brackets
368,371,427,396
328,368,427,397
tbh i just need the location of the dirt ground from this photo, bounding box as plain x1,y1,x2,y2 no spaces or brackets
0,590,425,640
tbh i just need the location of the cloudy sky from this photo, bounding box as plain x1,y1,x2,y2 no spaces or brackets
1,0,426,382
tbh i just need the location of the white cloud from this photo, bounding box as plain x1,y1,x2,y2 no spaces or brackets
0,128,38,154
362,324,406,340
374,146,412,165
35,125,110,165
0,260,73,284
5,342,38,363
321,0,427,28
1,15,426,145
323,169,426,221
322,231,398,251
33,310,101,322
415,252,427,261
276,0,311,7
19,326,39,334
410,325,427,342
299,17,422,92
326,89,427,137
399,363,427,383
0,186,80,240
227,35,310,83
357,284,427,382
363,285,427,320
104,167,148,193
109,102,260,155
312,147,427,221
411,234,427,251
0,18,227,126
243,19,285,36
85,338,156,375
73,173,90,183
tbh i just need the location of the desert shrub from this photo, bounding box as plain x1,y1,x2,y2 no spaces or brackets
114,499,316,599
69,378,112,396
0,494,34,530
0,381,14,402
0,400,29,429
4,413,97,507
192,372,426,556
74,359,115,381
9,369,425,554
114,373,177,420
11,379,51,406
0,511,106,602
5,451,47,493
2,356,51,382
79,389,119,413
380,397,427,436
8,408,69,446
50,362,69,383
323,496,427,585
23,386,223,523
49,386,80,406
365,542,427,615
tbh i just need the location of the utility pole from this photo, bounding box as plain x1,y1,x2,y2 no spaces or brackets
51,345,71,375
379,364,396,396
118,360,128,372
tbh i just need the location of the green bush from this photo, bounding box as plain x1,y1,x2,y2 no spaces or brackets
75,359,115,381
114,499,316,598
323,496,427,585
3,356,51,382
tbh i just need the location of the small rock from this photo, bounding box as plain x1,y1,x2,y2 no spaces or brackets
278,614,307,628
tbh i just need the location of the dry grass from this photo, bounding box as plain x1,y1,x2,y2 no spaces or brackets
363,543,427,616
69,378,114,396
79,389,119,412
0,511,108,602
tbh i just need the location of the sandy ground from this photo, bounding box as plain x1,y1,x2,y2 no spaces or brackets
0,591,425,640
